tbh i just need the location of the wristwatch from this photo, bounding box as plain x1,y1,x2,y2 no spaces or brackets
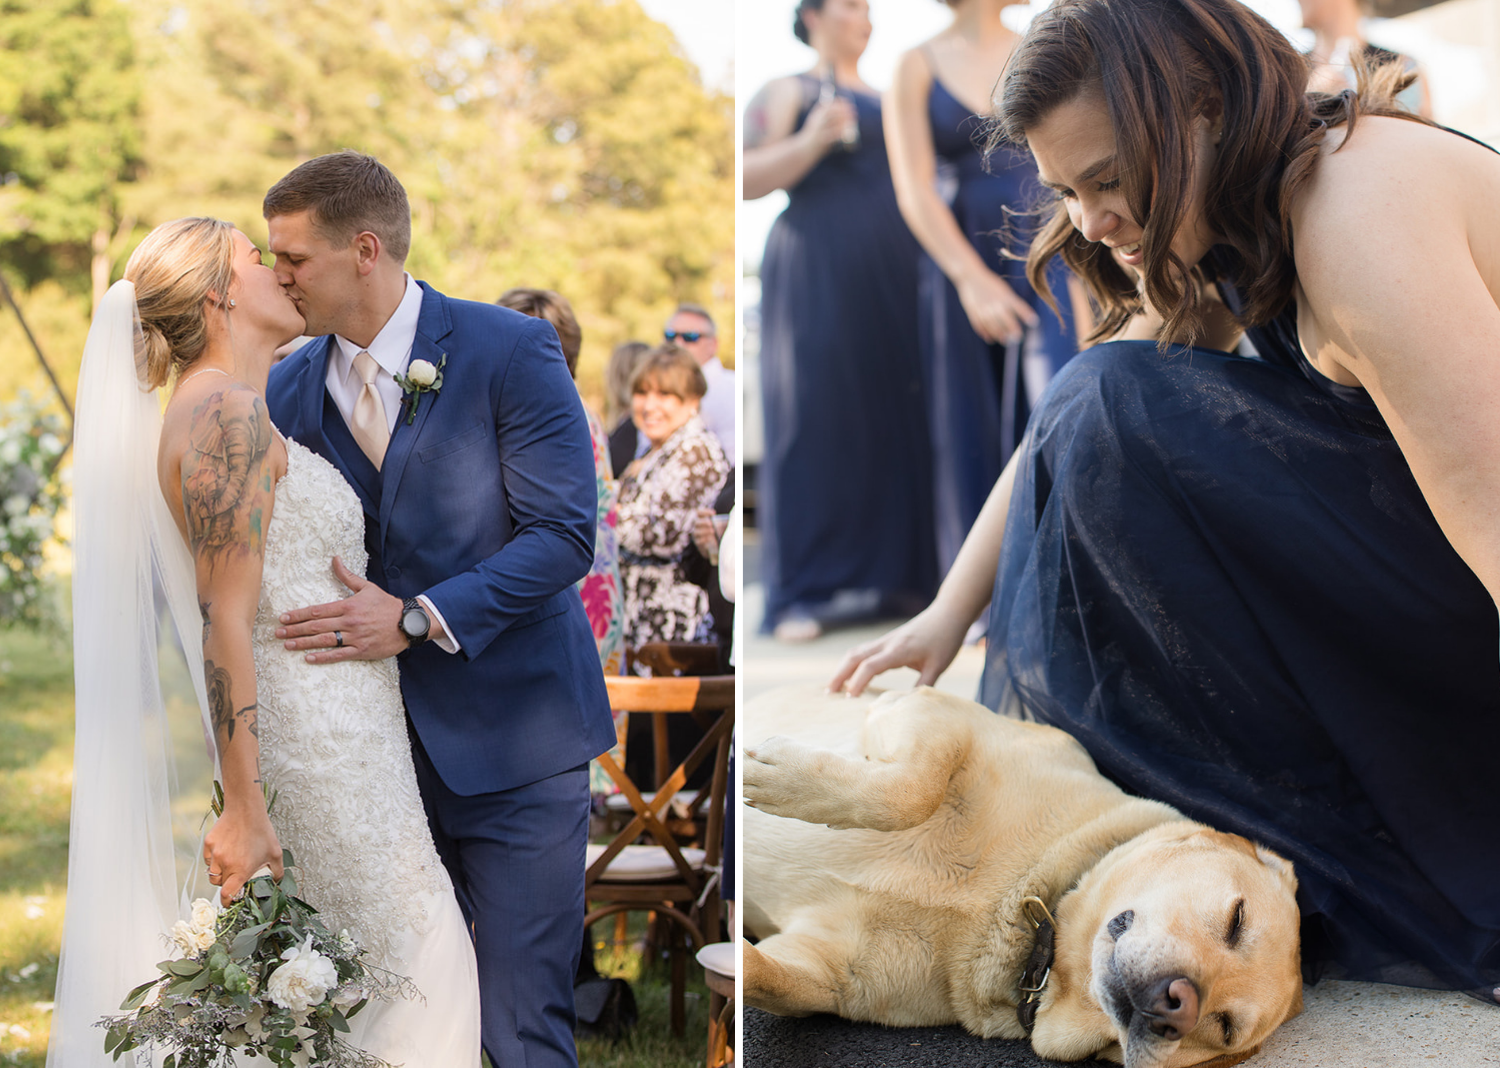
399,597,431,647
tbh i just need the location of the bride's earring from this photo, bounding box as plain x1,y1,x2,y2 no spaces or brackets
228,299,236,309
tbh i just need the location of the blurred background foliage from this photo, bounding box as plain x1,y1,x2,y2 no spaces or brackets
0,0,734,419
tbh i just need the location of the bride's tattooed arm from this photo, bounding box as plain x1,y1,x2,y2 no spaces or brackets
180,382,283,902
182,387,273,575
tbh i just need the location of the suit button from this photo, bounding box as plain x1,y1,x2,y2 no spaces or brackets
388,566,401,579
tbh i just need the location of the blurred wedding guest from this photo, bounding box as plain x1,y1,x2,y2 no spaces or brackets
606,340,652,478
665,304,736,467
684,482,737,673
1301,0,1431,116
744,0,937,642
616,345,730,648
496,287,624,676
886,0,1081,576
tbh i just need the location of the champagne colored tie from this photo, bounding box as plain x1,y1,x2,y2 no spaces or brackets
350,350,390,471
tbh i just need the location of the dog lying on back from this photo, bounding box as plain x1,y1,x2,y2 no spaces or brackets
742,685,1303,1068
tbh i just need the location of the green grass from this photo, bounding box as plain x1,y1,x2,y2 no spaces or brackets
0,619,711,1068
577,916,711,1068
0,625,73,1068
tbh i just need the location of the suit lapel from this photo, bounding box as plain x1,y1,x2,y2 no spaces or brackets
378,285,454,543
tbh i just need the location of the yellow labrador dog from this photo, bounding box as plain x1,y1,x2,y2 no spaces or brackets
743,685,1303,1068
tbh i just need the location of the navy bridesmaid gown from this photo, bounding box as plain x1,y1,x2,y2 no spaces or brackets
758,76,938,631
921,77,1077,575
980,276,1500,997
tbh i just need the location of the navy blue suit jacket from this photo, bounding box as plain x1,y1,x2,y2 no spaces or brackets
266,283,615,796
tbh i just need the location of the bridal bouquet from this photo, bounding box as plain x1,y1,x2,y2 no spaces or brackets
98,850,413,1068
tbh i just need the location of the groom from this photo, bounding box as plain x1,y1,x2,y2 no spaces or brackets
261,151,615,1068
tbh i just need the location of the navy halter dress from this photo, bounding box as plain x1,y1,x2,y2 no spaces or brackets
980,274,1500,997
758,76,938,631
921,77,1077,575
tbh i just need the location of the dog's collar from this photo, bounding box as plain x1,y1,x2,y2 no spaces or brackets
1016,895,1056,1035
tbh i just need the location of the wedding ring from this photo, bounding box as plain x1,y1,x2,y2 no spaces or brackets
334,630,344,648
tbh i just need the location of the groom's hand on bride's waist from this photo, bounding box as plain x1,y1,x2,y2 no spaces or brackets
274,556,445,662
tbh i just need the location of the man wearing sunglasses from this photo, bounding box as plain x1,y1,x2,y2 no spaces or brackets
665,303,736,466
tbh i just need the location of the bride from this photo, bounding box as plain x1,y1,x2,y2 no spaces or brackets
49,217,481,1066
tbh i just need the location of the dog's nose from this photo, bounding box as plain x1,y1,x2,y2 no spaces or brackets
1143,976,1200,1039
1107,910,1134,939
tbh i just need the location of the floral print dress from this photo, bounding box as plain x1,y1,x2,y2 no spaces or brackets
616,414,730,650
578,404,624,676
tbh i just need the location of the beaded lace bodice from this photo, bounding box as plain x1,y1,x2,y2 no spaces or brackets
250,437,451,971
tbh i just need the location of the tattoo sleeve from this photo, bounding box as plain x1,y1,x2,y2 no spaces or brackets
181,389,272,574
204,658,260,749
205,658,235,744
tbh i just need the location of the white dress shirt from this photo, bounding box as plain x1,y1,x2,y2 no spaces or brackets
324,274,460,654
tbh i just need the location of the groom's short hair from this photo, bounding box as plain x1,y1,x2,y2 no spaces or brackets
263,150,412,264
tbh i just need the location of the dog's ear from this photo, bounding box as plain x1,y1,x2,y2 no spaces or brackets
1254,843,1298,892
1186,1045,1261,1068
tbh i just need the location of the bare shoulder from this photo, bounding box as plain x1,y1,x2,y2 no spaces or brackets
170,381,284,492
1294,118,1498,245
891,40,936,94
1292,118,1500,311
743,75,806,148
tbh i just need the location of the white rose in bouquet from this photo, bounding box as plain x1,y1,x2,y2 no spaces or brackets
190,898,219,933
169,920,199,956
267,936,339,1013
406,359,437,387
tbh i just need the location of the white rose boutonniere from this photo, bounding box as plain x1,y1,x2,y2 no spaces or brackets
393,354,446,425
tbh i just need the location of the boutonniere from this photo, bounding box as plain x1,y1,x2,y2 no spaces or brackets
394,353,446,425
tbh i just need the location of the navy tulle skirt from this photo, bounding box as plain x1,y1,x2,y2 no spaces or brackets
981,340,1500,996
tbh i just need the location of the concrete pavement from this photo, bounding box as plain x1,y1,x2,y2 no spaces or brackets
737,532,1500,1068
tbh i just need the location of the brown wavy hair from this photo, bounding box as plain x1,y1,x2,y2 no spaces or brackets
631,344,707,402
990,0,1432,347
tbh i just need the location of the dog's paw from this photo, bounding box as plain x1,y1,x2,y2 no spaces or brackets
742,735,822,818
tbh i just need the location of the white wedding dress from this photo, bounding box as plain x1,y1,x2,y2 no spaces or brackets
249,435,481,1065
52,281,477,1068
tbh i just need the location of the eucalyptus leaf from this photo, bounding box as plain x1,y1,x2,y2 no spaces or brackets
121,979,157,1010
231,921,272,957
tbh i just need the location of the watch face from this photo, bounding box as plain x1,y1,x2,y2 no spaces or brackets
402,607,429,637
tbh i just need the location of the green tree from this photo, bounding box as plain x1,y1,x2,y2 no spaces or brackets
0,0,734,414
456,0,737,392
0,0,144,408
0,0,143,306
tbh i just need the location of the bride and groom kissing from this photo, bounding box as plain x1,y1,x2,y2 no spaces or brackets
56,151,615,1067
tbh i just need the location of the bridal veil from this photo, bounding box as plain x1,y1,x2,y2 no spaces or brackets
50,279,216,1067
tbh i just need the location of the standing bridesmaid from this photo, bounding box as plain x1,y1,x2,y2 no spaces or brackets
746,0,937,641
886,0,1080,575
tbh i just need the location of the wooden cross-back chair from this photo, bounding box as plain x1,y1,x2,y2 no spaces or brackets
585,672,735,1035
601,642,726,839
